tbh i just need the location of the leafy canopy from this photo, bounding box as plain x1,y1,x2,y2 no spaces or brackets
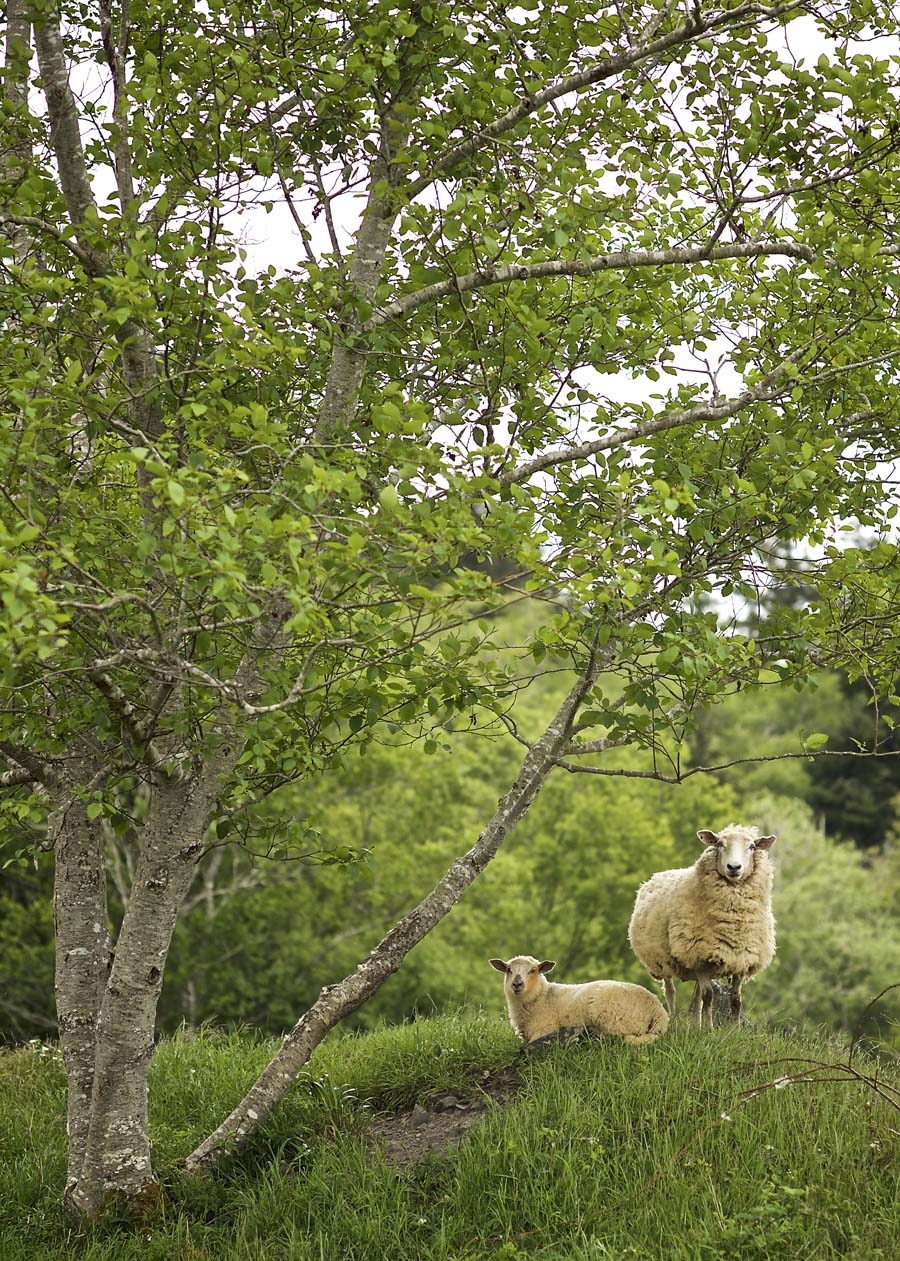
2,0,900,847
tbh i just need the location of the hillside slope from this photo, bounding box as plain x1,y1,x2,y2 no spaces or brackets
2,1013,898,1260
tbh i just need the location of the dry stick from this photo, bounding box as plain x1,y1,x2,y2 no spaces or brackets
646,1058,899,1194
848,983,900,1070
184,649,602,1171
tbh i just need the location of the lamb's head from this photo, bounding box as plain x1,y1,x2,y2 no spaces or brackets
489,955,555,999
698,825,775,882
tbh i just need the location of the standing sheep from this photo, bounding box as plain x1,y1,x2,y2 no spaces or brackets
627,825,776,1029
489,955,669,1046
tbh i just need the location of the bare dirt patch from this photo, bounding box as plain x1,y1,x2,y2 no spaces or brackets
366,1063,523,1166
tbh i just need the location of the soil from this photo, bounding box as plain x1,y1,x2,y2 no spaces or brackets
366,1063,524,1166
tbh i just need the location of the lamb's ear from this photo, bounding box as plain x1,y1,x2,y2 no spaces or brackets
697,830,720,847
538,960,556,974
755,835,776,849
489,958,510,973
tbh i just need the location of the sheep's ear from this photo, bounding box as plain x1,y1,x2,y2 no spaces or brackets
538,960,556,974
489,958,510,973
755,834,776,849
697,830,720,847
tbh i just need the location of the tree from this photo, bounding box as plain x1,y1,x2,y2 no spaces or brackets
3,0,900,1218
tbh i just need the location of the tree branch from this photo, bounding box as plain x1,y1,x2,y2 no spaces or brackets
403,1,799,201
32,14,106,269
0,209,103,270
99,0,138,213
86,668,181,780
363,240,815,333
497,344,808,486
552,746,900,782
0,765,39,787
0,741,58,788
34,5,161,440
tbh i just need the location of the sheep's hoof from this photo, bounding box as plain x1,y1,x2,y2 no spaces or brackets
521,1034,556,1054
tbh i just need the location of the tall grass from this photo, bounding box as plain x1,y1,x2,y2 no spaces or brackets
2,1014,898,1260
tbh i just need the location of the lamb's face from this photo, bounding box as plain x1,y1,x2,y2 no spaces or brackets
489,955,555,997
698,826,776,882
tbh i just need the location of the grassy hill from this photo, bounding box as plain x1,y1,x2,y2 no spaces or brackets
2,1014,899,1260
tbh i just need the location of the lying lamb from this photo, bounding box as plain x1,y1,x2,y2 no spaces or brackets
628,824,776,1029
489,955,669,1046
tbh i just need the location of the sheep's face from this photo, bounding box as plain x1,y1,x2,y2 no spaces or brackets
698,826,775,882
489,955,555,998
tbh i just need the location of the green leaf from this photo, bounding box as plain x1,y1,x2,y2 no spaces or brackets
378,485,401,513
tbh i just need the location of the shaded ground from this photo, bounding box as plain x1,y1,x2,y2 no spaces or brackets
366,1062,523,1165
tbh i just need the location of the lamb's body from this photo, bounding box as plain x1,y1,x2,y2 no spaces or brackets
628,825,776,1028
490,956,668,1046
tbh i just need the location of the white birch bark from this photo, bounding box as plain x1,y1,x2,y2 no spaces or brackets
67,715,253,1212
73,774,211,1211
50,786,110,1211
32,8,160,441
314,23,421,441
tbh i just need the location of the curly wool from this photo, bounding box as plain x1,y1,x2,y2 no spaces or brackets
628,842,775,984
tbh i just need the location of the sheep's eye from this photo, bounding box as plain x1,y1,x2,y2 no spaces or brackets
749,843,756,851
529,968,537,975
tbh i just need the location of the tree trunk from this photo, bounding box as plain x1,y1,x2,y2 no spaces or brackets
51,798,110,1213
186,652,600,1172
71,774,211,1215
2,0,34,263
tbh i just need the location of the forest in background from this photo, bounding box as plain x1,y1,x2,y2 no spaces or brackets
4,597,899,1049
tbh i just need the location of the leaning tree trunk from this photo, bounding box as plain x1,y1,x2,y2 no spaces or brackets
185,651,601,1171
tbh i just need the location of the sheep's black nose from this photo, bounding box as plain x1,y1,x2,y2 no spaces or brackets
512,980,523,992
727,863,742,875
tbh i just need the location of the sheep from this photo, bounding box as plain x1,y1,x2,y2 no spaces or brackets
627,824,776,1030
489,955,669,1047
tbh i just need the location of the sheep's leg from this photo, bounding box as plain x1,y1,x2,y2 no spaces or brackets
695,983,710,1034
688,980,704,1030
689,972,713,1031
729,975,744,1024
664,978,677,1019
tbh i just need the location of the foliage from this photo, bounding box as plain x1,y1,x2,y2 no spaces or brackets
2,1017,900,1259
145,635,743,1031
0,860,55,1041
752,794,900,1044
804,678,900,846
6,0,900,1209
4,0,900,853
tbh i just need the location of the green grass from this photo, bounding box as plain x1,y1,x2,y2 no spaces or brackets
2,1014,899,1260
